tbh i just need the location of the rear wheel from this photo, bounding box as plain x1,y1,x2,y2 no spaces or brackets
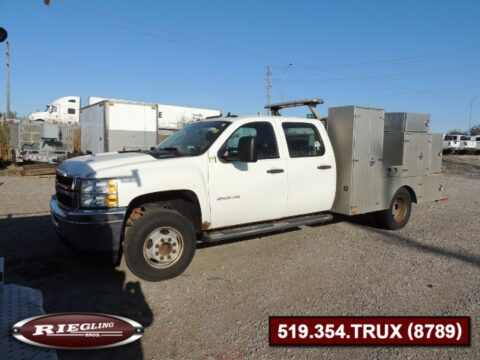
375,187,412,230
124,208,196,281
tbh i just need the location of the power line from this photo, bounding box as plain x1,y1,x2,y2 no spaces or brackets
67,3,287,64
12,54,257,94
275,63,480,83
289,46,480,69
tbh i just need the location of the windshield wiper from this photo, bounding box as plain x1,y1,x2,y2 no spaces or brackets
157,147,179,152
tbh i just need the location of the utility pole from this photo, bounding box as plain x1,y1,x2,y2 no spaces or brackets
6,41,10,120
0,27,8,122
265,65,272,109
469,95,478,136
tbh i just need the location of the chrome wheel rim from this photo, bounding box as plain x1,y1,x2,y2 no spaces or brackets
143,227,184,269
392,196,407,223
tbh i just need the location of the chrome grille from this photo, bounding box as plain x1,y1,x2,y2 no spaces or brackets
55,172,78,209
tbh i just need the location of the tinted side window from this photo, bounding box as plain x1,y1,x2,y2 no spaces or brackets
282,122,325,157
67,108,76,114
225,122,279,159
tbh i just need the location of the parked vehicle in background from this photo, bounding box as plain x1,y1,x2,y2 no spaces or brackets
473,135,480,154
11,95,219,163
9,121,75,163
443,134,462,154
156,103,221,133
459,135,477,154
28,96,80,124
51,99,446,282
87,96,221,140
81,99,158,154
81,98,221,154
9,96,79,163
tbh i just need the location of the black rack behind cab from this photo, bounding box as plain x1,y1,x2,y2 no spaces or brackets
265,98,324,120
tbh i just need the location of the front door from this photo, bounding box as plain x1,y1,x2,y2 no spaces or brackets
208,121,287,229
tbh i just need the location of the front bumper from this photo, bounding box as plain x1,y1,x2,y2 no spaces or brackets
50,195,127,262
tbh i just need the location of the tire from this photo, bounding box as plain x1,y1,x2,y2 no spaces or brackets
375,187,412,230
124,208,196,281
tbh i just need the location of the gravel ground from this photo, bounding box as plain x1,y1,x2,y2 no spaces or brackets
0,155,479,359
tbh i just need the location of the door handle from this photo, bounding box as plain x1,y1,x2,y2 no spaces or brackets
317,165,332,170
267,169,284,174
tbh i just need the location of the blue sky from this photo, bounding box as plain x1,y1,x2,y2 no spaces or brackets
1,0,480,132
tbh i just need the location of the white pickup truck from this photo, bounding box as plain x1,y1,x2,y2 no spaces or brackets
51,99,446,281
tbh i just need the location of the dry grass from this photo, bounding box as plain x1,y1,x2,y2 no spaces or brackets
0,123,9,161
73,126,81,154
0,164,22,176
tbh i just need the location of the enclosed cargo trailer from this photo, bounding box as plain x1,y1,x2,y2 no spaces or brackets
80,100,158,154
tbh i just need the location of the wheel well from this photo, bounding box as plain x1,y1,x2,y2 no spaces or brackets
124,190,202,233
402,186,417,203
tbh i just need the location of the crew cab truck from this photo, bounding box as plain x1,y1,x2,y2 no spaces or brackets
459,135,477,154
50,99,446,281
475,136,480,154
443,134,462,154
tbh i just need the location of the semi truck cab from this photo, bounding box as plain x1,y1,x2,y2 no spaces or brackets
28,96,80,124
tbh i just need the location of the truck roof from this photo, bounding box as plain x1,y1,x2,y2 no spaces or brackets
199,115,320,123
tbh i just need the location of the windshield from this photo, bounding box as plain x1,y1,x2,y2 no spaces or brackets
444,135,459,141
155,120,231,156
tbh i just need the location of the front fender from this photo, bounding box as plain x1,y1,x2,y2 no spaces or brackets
115,158,211,224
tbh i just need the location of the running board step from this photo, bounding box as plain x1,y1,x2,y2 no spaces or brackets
203,213,333,242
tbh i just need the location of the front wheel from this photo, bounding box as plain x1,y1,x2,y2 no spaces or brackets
124,208,196,281
375,187,412,230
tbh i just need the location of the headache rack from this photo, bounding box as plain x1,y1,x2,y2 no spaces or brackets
265,98,324,119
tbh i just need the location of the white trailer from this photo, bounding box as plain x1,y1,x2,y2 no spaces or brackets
88,96,220,134
157,104,220,131
80,100,158,154
28,96,80,124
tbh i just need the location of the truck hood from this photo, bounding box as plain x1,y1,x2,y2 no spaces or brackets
28,111,48,120
58,152,157,178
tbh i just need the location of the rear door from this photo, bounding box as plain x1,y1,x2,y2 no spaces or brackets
280,121,336,217
80,104,104,154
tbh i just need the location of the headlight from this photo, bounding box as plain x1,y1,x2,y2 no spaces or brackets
80,179,118,208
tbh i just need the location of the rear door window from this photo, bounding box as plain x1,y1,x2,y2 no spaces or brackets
282,122,325,157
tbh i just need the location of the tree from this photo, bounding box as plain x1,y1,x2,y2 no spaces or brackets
470,125,480,136
447,129,466,135
0,111,26,121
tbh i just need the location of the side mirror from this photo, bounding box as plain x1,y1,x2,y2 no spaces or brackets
238,136,257,163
